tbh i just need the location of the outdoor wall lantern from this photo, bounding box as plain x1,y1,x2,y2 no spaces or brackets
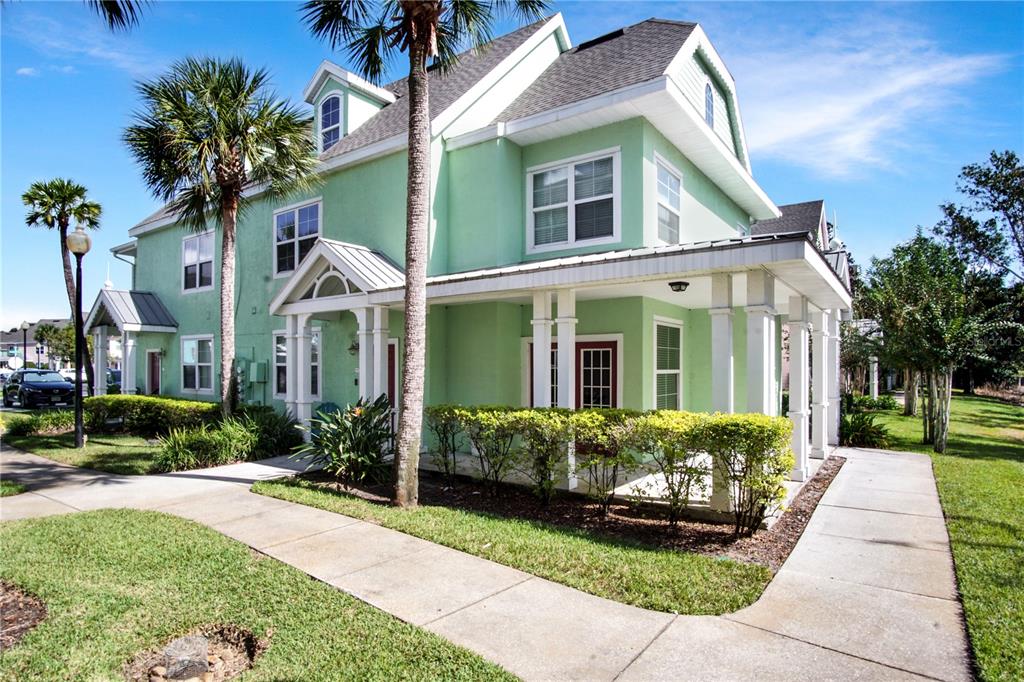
668,281,690,293
348,340,359,356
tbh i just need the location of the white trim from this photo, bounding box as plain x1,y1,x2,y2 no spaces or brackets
181,230,214,294
652,315,684,410
272,198,323,278
272,327,322,400
316,90,345,154
653,152,683,245
444,123,505,150
145,348,161,395
180,334,214,395
526,148,622,255
302,59,397,105
518,333,624,408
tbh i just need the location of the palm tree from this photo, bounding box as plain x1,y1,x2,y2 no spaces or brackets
22,179,102,394
87,0,145,29
123,57,319,416
300,0,549,507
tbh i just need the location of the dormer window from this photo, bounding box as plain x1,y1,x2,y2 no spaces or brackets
704,83,714,128
319,93,342,151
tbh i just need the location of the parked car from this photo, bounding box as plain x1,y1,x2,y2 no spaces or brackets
2,369,75,408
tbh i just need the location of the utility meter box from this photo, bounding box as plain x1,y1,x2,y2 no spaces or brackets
249,360,268,384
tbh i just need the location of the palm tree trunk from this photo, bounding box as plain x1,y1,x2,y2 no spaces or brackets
220,195,239,416
393,37,431,508
58,223,96,395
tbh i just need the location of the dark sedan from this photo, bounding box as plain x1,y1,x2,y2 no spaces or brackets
2,369,75,408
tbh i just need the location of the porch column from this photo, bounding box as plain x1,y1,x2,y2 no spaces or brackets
869,356,879,399
745,271,775,415
828,310,842,446
284,314,298,415
709,273,734,512
811,309,830,459
531,290,552,408
93,326,108,396
295,314,313,429
121,331,137,395
354,307,374,400
372,306,389,402
556,289,578,490
787,296,810,481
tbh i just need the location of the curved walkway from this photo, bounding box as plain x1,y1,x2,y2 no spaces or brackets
1,446,971,681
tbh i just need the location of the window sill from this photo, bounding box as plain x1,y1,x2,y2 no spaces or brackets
182,286,214,295
526,235,621,256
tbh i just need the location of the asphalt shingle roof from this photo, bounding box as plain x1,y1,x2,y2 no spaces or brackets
495,19,696,122
751,200,825,238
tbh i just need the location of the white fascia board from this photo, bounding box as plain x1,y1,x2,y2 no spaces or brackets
84,291,109,332
430,13,570,137
445,123,505,150
302,60,396,105
503,77,666,136
110,240,137,256
800,240,853,309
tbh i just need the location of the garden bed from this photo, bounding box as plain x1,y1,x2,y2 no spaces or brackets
0,581,46,651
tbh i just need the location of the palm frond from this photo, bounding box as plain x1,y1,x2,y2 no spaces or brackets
300,0,373,50
87,0,146,30
22,178,102,230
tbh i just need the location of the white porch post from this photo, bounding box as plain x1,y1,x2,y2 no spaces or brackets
869,356,879,399
556,289,577,489
372,306,389,401
93,326,108,396
745,271,776,415
709,273,734,512
122,331,137,395
284,314,298,415
295,313,313,429
531,290,552,408
811,309,831,459
355,307,374,400
828,310,841,446
787,296,810,481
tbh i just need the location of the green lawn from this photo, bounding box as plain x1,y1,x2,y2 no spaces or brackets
3,432,161,476
252,478,771,615
874,395,1023,682
0,479,26,496
0,509,511,681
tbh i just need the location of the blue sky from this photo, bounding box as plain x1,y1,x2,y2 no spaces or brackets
2,1,1022,329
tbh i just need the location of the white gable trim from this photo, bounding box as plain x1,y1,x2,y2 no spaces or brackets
302,60,396,105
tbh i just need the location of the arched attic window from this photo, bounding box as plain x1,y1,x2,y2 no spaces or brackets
704,83,714,128
320,93,342,151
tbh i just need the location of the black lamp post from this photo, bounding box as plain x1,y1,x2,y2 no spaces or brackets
19,321,29,368
67,223,91,448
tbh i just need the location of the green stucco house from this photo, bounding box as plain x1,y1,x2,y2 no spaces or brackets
87,15,852,485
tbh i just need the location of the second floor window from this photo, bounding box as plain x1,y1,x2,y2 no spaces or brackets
320,94,341,151
705,83,714,128
183,232,213,291
656,160,681,244
528,151,618,253
275,202,320,275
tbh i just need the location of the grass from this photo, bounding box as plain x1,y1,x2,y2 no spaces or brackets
0,509,512,681
252,478,771,615
2,432,161,476
873,394,1023,682
0,479,26,496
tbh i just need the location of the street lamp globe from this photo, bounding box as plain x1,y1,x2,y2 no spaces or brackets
66,224,92,255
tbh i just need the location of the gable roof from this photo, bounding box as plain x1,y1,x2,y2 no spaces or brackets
320,16,554,161
751,200,825,238
496,19,696,123
85,289,178,333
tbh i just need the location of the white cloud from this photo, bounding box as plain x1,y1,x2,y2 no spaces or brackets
51,65,77,75
15,67,39,77
724,13,1004,177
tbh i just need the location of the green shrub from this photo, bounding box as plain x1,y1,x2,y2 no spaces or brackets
296,395,392,484
511,408,573,506
572,409,640,515
154,418,257,472
624,411,710,526
4,409,75,437
840,412,891,448
237,404,304,459
455,406,520,494
704,413,794,537
424,404,464,481
85,394,219,436
852,394,900,411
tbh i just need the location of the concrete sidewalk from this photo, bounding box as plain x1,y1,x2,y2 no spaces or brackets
1,446,971,681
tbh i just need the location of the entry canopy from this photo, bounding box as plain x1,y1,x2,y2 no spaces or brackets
85,289,178,334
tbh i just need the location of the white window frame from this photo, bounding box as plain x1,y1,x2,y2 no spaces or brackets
518,333,625,408
526,147,621,255
317,90,344,153
181,334,214,395
181,230,214,294
736,221,750,237
705,82,714,128
272,327,322,400
653,316,683,410
273,197,323,278
654,153,683,245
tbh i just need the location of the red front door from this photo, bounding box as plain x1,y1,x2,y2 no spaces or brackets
147,352,160,395
528,340,618,408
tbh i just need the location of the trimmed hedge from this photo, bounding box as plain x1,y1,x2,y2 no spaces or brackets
3,409,75,437
84,394,220,436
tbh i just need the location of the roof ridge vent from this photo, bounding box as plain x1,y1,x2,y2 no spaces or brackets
575,28,624,51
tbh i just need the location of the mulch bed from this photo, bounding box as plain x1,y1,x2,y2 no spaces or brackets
0,580,46,651
124,624,269,682
306,455,845,572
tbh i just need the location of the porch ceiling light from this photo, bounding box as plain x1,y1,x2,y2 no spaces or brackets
668,281,689,293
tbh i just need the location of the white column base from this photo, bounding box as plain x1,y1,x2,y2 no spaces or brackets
789,410,810,480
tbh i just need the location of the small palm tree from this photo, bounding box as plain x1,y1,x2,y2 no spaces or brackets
124,57,319,416
22,179,102,394
300,0,550,507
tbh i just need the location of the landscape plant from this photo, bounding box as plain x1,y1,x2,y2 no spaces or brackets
3,409,75,437
154,418,258,472
625,411,709,526
296,395,393,484
572,409,640,516
424,404,464,482
456,406,520,495
237,404,304,459
84,394,220,436
511,408,573,506
839,412,891,449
